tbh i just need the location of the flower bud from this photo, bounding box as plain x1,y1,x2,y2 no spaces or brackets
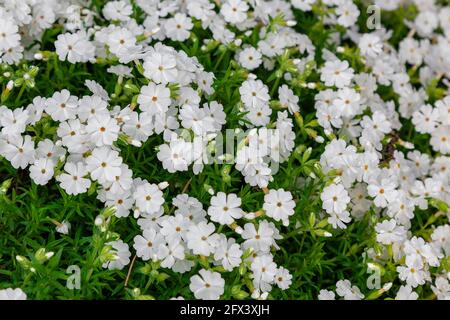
315,136,325,143
158,181,169,190
286,20,296,27
0,178,12,195
94,215,104,226
35,248,54,263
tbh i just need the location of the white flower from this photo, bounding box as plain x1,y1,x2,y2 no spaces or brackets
136,207,164,228
241,220,274,253
102,0,132,21
143,52,178,84
430,126,450,154
359,34,383,58
0,19,20,52
2,0,450,302
56,220,71,235
238,47,262,70
85,80,110,102
107,28,138,60
102,240,131,270
239,79,270,109
77,95,109,122
0,107,28,138
197,71,215,95
415,11,439,37
0,288,26,300
173,194,206,223
122,112,153,142
189,269,224,300
187,0,215,22
0,135,35,169
395,285,418,300
45,89,78,122
404,236,442,267
57,119,87,153
86,114,120,147
138,82,171,115
157,239,185,268
186,221,219,256
412,104,439,134
35,139,65,165
165,13,193,41
336,279,364,300
321,183,350,214
263,189,295,226
435,97,450,126
251,255,277,287
431,276,450,300
208,192,243,225
56,162,91,195
25,96,46,125
407,150,431,176
85,147,123,184
203,101,226,131
160,213,191,243
328,210,351,229
397,254,429,288
292,0,315,11
246,104,272,127
399,38,424,66
180,104,216,135
107,65,133,78
221,0,249,24
29,158,54,185
360,112,392,149
104,190,134,217
172,258,195,274
214,236,242,271
375,219,407,245
274,267,292,290
318,289,335,300
333,88,361,118
55,32,95,64
133,228,165,261
104,163,133,195
320,59,354,88
157,138,192,173
133,182,165,214
336,2,360,27
278,84,299,114
431,225,450,256
367,177,398,208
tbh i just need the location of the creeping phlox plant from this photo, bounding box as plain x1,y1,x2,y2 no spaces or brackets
0,0,449,301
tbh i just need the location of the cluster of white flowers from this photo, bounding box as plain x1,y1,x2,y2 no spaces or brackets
0,69,295,300
0,0,97,65
318,279,365,300
314,0,450,299
0,0,305,300
0,287,27,300
131,191,294,298
0,0,449,300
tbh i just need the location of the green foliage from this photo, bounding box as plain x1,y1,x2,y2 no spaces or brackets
0,0,448,300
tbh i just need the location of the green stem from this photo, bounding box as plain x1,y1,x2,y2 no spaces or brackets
298,232,306,252
15,85,26,105
270,76,281,97
214,50,227,71
22,272,33,287
283,227,306,240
